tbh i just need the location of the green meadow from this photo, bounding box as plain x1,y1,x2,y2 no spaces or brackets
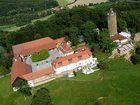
0,58,140,105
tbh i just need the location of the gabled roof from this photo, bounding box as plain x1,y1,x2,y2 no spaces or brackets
111,34,127,41
54,37,65,44
22,67,54,81
12,37,66,57
119,32,131,38
11,60,32,85
52,47,92,68
12,37,56,57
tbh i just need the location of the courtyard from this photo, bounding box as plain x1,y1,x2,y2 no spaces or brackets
25,48,64,72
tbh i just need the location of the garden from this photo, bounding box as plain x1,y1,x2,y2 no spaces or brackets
31,49,50,62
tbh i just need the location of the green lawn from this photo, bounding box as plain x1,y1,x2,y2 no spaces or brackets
42,58,140,105
0,76,31,105
94,51,110,61
0,58,140,105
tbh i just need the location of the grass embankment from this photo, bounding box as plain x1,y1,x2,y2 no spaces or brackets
0,14,54,32
1,58,140,105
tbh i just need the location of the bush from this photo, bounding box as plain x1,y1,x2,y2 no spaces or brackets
31,49,49,62
136,47,140,55
31,88,52,105
98,61,109,70
130,54,140,64
0,66,9,75
15,79,31,96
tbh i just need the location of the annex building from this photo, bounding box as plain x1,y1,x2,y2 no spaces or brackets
11,37,97,91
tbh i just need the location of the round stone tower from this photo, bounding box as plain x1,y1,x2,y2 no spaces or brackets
107,8,117,36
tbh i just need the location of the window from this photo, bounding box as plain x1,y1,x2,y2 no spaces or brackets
58,62,63,66
78,56,83,60
68,58,72,63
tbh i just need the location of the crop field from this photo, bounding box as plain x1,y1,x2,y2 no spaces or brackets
68,0,108,8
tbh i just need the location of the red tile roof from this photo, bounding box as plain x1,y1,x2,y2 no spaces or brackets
55,37,65,44
22,67,54,81
52,48,92,68
11,60,32,85
12,37,56,57
111,34,127,41
12,37,66,58
58,42,74,54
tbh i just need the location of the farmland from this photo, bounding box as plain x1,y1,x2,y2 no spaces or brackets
68,0,108,8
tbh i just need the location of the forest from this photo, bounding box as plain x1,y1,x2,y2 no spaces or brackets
0,1,140,74
0,0,58,26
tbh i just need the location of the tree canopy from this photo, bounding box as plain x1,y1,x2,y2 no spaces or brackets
31,88,52,105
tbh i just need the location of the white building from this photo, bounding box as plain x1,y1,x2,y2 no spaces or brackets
11,37,98,90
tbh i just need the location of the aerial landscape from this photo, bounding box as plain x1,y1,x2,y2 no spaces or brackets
0,0,140,105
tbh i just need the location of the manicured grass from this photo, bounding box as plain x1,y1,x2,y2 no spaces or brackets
42,58,140,105
57,0,68,6
0,76,31,105
94,51,110,61
1,58,140,105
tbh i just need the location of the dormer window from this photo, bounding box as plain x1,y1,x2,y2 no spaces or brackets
78,56,83,60
58,62,63,66
68,58,72,63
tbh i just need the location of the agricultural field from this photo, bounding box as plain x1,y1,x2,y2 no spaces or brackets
56,0,75,6
68,0,108,8
1,58,140,105
56,0,68,6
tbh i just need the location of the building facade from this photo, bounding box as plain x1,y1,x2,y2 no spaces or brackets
107,8,117,36
11,37,98,90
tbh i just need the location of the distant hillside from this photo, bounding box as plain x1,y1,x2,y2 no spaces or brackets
0,0,58,26
0,0,58,16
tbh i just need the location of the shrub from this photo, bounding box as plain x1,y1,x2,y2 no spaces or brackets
15,79,31,96
31,88,52,105
130,54,140,64
98,61,109,70
31,49,49,62
136,47,140,55
0,66,9,75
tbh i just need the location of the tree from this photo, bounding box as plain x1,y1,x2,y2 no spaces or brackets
68,26,79,46
98,60,109,70
118,18,127,32
99,29,117,53
31,88,52,105
130,54,140,64
0,46,12,69
0,66,9,75
15,79,31,96
135,47,140,55
81,21,96,44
